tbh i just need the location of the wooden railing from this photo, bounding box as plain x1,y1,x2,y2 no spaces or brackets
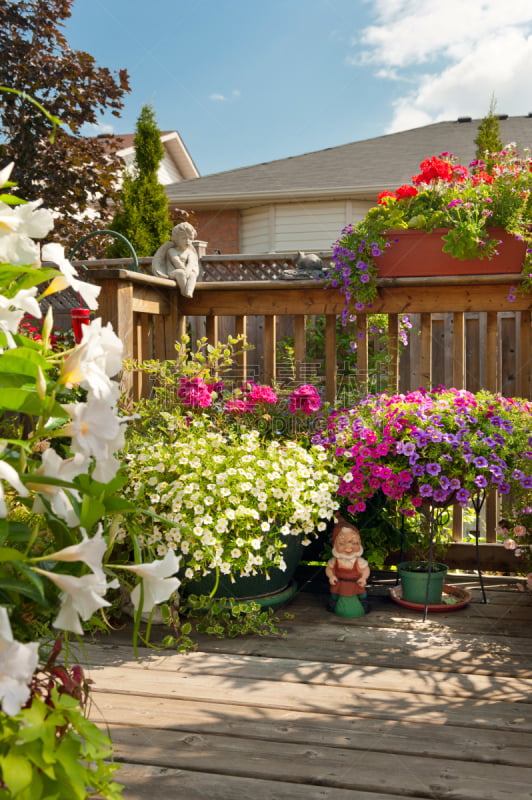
81,259,532,573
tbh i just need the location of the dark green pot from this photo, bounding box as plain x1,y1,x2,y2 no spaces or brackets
182,535,304,607
398,561,448,605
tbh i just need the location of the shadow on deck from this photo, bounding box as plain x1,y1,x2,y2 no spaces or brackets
85,580,532,800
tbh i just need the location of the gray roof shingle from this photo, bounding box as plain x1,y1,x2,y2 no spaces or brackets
166,116,532,207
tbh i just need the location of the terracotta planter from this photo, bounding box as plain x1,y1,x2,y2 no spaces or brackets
377,228,526,278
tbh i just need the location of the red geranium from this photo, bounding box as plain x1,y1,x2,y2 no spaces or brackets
395,184,418,200
377,190,396,205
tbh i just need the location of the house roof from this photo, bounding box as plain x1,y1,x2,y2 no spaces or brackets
96,130,200,181
165,115,532,209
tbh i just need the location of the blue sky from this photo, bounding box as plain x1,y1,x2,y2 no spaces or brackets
63,0,532,176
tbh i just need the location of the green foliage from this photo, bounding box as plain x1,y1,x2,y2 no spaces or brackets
108,104,172,257
0,691,123,799
180,594,290,639
475,98,503,173
0,0,130,246
0,638,123,799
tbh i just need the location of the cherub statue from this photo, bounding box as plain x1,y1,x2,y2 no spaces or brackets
326,516,370,617
151,222,200,297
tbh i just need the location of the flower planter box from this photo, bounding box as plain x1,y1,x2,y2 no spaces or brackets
377,228,526,278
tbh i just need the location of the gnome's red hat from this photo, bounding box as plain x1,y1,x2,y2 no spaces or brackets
331,515,359,544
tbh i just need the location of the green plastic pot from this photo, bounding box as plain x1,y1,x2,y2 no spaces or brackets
182,535,304,606
398,561,448,605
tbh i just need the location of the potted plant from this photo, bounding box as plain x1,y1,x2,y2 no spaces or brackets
326,147,532,312
119,413,340,606
314,387,532,604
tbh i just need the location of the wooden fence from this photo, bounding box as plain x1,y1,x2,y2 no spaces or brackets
75,256,532,573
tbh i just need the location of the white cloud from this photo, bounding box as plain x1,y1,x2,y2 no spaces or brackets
209,90,240,102
355,0,532,131
85,122,115,135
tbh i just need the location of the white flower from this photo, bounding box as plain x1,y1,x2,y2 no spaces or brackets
0,162,14,188
60,318,123,399
123,550,181,613
0,198,54,266
31,450,90,527
35,569,119,636
0,607,39,716
45,526,107,576
0,460,29,517
41,243,101,310
61,397,127,482
0,287,42,349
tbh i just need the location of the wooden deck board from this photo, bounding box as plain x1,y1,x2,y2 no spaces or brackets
87,586,532,799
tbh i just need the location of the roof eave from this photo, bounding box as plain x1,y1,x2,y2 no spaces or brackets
165,184,393,209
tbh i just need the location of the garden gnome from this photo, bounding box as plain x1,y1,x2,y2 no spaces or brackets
151,222,200,297
326,516,370,617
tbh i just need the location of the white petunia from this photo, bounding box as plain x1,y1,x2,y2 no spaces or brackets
0,607,39,716
36,568,119,636
41,243,101,311
123,550,181,613
0,460,29,517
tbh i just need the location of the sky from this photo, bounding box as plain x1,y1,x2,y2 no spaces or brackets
63,0,532,176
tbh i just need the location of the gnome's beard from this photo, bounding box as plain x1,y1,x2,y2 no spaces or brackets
332,545,363,566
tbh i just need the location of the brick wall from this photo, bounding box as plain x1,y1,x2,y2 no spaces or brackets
193,209,240,254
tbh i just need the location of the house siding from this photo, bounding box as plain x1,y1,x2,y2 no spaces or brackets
241,199,372,253
158,156,182,185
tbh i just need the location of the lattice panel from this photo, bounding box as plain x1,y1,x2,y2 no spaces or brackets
200,258,295,282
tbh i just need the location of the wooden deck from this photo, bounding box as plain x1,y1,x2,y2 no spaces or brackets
85,580,532,800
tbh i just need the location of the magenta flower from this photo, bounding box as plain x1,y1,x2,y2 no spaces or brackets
177,376,212,408
288,385,322,415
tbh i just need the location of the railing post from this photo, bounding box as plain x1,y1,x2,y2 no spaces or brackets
206,315,219,347
452,312,466,388
235,315,248,382
355,315,369,395
294,315,306,383
325,315,337,405
419,313,432,389
263,315,276,386
519,310,531,399
387,313,399,392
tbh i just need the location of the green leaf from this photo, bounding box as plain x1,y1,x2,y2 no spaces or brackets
0,348,49,374
13,562,47,601
79,496,106,531
0,193,25,205
0,575,46,605
0,372,36,389
0,387,64,417
0,265,59,291
0,751,33,794
0,547,25,562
